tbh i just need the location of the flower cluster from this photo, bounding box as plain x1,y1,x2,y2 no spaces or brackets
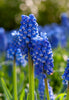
18,14,54,99
6,14,54,100
31,34,54,78
18,14,38,60
47,82,54,100
60,33,67,48
61,13,69,26
6,30,16,49
0,27,7,52
38,74,45,100
62,58,69,84
18,14,54,76
7,31,25,65
38,75,54,100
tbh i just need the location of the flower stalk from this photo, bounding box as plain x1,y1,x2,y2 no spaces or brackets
66,81,69,100
44,78,50,100
28,52,34,100
13,56,18,100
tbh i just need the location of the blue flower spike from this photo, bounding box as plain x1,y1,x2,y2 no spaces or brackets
31,34,54,78
18,14,54,100
18,14,39,61
62,58,69,100
0,27,7,53
38,74,54,100
62,58,69,83
32,34,54,100
18,14,39,100
7,31,25,65
7,31,23,100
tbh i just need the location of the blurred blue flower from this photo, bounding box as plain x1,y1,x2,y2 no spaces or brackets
38,18,68,49
61,13,69,38
61,13,69,27
6,30,16,50
38,25,60,49
0,27,7,52
60,33,67,48
38,75,54,100
62,58,69,84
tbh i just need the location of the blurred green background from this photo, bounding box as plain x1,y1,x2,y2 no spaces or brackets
0,0,69,30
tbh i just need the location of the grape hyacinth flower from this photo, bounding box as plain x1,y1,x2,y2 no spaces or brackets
31,35,54,77
18,14,54,100
38,25,59,49
7,31,24,65
62,58,69,100
62,58,69,83
7,30,27,100
38,74,45,100
47,82,54,100
6,30,16,50
0,27,7,53
7,31,23,100
16,56,27,67
61,13,69,38
18,14,39,100
60,33,67,48
61,13,69,27
18,14,38,60
38,74,54,100
31,34,54,100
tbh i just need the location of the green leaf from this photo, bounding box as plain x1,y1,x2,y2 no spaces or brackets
0,71,4,77
27,93,29,100
18,72,24,94
20,88,25,100
1,78,13,100
60,96,64,100
55,93,66,100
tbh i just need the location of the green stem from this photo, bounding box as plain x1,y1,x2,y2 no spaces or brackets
66,81,69,100
28,52,34,100
44,78,50,100
13,56,18,100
